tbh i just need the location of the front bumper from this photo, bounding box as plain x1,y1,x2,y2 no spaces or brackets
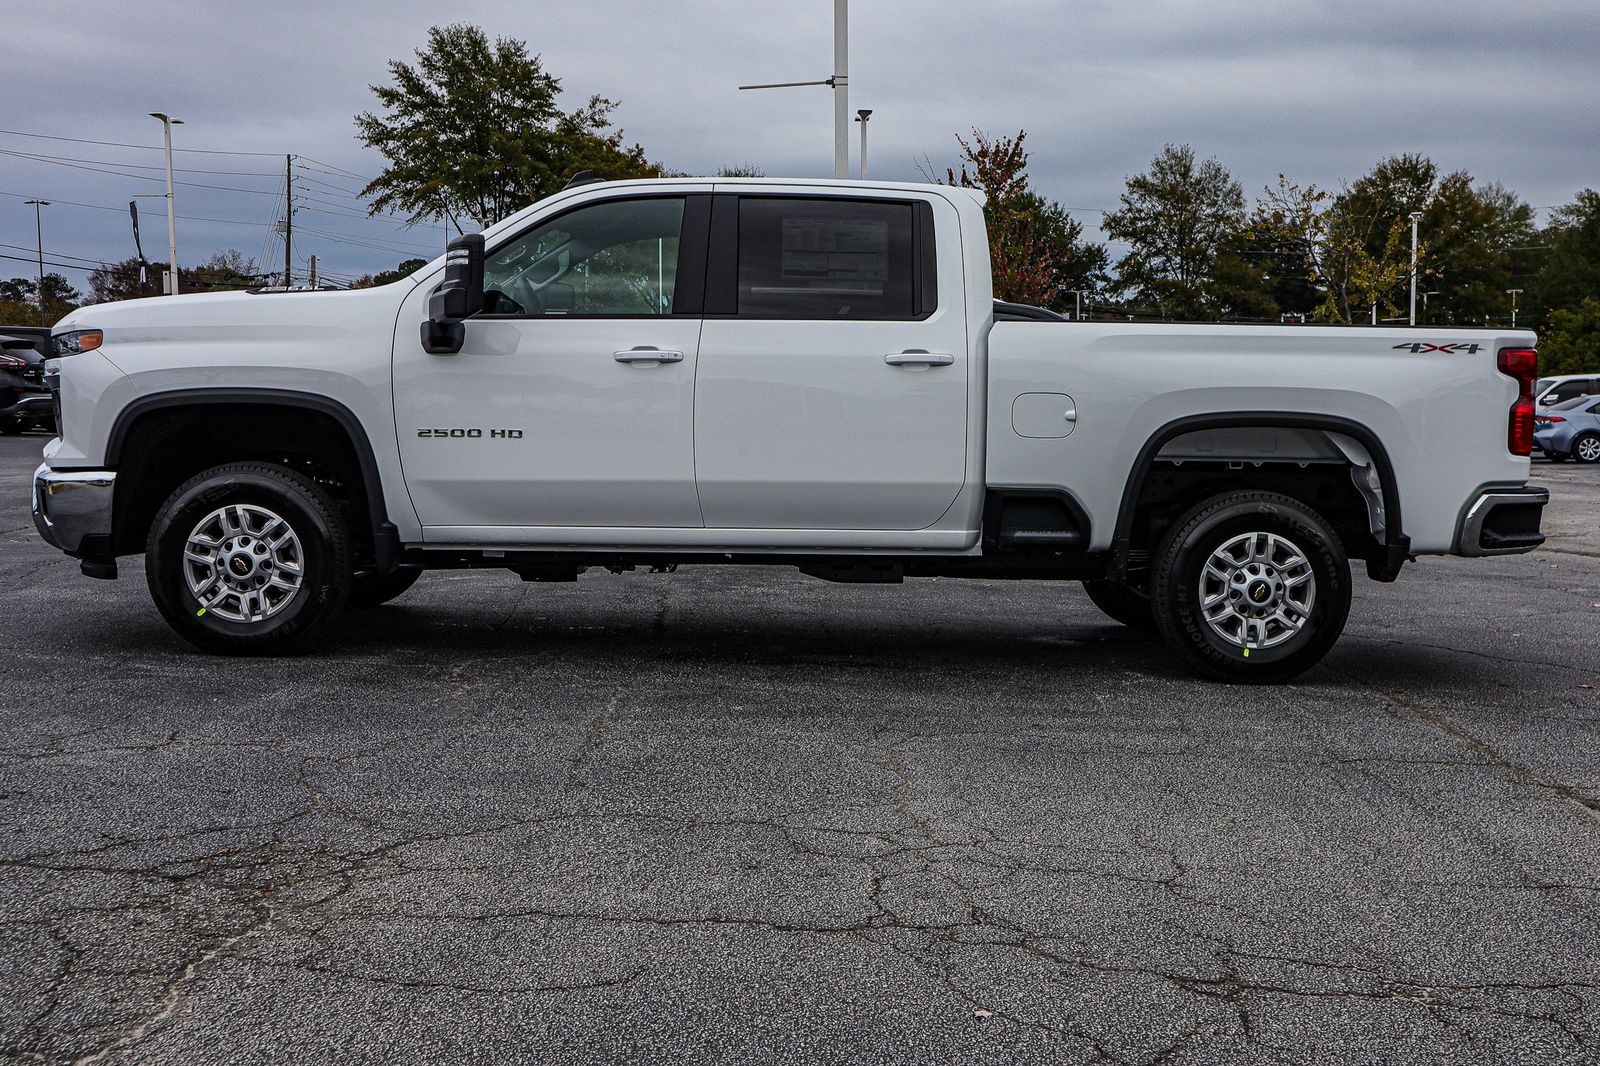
32,464,115,556
1456,486,1547,556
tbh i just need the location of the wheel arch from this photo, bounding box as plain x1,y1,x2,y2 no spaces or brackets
1110,412,1409,583
106,388,397,569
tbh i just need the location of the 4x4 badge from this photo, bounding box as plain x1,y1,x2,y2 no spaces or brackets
1392,342,1483,354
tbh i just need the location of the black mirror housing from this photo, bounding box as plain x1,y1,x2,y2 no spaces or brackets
422,233,485,354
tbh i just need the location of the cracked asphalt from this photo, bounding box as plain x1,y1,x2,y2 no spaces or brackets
2,430,1599,1064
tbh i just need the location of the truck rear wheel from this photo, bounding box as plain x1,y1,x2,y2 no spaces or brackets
1081,578,1155,629
145,462,352,655
1150,491,1350,683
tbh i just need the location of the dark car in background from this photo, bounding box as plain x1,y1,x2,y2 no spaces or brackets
1534,396,1600,463
0,326,53,434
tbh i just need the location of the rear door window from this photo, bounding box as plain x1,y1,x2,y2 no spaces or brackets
734,198,919,319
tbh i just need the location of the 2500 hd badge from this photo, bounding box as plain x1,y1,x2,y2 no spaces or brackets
416,428,525,439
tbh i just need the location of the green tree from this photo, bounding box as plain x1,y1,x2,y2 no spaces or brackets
355,23,660,228
1103,144,1267,319
1538,297,1600,375
1245,176,1328,318
1316,154,1434,322
193,250,266,292
1526,190,1600,327
0,273,82,324
349,257,429,288
86,258,201,303
941,129,1108,311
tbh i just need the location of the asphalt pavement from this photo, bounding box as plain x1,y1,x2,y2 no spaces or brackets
2,430,1598,1064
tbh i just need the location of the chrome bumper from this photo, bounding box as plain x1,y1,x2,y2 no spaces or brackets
32,463,115,556
1456,486,1548,556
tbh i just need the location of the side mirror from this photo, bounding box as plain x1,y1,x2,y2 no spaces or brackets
421,233,485,354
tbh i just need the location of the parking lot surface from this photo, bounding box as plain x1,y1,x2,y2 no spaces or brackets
3,431,1599,1064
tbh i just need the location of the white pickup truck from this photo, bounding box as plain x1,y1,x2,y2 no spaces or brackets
33,176,1547,681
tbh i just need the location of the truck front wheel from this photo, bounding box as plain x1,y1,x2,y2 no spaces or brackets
1150,491,1351,683
145,462,353,655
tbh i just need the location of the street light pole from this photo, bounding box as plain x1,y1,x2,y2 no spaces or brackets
738,0,849,178
1408,211,1422,326
149,112,184,294
23,199,49,308
1507,288,1523,328
832,0,849,179
855,109,872,179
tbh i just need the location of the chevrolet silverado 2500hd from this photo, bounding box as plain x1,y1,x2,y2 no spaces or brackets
32,177,1548,681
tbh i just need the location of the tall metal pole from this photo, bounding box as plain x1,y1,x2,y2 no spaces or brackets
24,200,49,307
1408,212,1421,326
1507,288,1522,328
833,0,848,179
149,113,182,294
855,109,871,179
284,155,294,288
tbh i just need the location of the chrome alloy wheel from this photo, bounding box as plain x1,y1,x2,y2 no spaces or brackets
1198,531,1316,650
182,503,305,623
1578,436,1600,462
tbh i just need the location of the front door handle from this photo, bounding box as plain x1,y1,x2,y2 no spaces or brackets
613,347,685,364
884,350,954,367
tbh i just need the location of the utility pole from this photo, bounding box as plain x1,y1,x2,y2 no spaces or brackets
1507,288,1523,328
283,154,294,288
738,0,849,178
855,109,872,179
149,113,183,293
1065,289,1088,321
1408,211,1422,326
23,199,49,308
308,255,318,289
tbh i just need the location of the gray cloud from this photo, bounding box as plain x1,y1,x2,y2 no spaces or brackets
5,0,1597,285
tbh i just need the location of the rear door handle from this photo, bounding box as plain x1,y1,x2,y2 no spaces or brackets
613,347,685,364
884,350,954,367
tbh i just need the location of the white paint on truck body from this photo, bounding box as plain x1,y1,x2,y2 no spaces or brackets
45,177,1533,560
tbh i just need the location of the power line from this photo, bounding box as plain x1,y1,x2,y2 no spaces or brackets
0,189,272,228
0,250,105,276
0,150,283,196
294,225,438,256
0,127,282,157
0,146,279,177
0,241,106,266
294,156,375,182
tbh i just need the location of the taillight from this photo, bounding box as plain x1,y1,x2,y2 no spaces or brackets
1539,416,1565,423
1498,347,1538,456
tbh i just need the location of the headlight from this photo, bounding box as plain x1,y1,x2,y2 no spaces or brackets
53,329,102,357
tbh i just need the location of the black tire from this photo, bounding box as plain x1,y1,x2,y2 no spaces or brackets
145,462,352,655
1081,578,1155,629
1545,450,1569,463
1572,433,1600,464
1150,491,1351,684
347,565,423,608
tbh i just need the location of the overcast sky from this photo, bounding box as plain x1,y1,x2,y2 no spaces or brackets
5,0,1598,288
